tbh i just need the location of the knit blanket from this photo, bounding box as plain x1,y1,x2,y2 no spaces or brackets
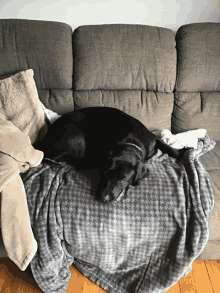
22,134,215,293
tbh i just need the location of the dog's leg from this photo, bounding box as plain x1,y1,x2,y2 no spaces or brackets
36,123,86,166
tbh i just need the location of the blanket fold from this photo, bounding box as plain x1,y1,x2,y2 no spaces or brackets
0,119,43,271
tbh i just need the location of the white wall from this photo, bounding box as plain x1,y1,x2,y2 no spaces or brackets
0,0,219,32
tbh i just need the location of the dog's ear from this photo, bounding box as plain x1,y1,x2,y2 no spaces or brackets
133,161,149,184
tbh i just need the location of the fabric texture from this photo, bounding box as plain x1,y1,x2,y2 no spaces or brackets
73,24,176,92
0,19,74,115
0,69,46,144
0,119,43,271
175,23,220,92
73,24,177,132
198,141,220,251
23,134,215,293
172,23,220,140
172,92,220,141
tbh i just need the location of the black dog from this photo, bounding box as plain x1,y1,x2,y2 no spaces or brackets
36,107,185,202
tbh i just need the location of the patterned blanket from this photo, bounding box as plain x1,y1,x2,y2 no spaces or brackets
22,135,215,293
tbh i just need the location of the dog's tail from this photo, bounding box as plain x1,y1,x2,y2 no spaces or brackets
156,138,188,158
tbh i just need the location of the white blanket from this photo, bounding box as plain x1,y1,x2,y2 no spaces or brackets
160,129,207,149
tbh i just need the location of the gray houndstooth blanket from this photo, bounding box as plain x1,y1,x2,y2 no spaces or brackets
23,135,215,293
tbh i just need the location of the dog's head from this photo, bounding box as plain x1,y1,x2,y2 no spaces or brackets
98,151,149,202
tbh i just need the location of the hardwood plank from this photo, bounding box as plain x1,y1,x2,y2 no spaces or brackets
179,269,198,293
0,258,42,293
0,259,22,293
204,260,220,293
0,277,4,292
191,260,214,293
166,281,181,293
68,265,107,293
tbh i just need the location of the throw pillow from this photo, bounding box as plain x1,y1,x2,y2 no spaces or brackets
0,69,46,144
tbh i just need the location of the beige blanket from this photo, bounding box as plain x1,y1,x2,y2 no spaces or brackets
0,119,43,270
0,69,46,271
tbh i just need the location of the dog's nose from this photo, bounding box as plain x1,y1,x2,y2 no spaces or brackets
102,193,113,202
99,191,114,202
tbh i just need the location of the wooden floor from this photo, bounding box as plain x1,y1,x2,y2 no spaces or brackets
0,258,219,292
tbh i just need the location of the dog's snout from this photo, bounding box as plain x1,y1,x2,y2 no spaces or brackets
99,182,119,202
99,178,127,202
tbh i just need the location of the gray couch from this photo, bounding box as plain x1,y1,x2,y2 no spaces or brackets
0,18,219,265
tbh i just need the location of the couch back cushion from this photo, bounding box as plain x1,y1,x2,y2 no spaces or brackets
173,23,220,141
0,19,73,114
73,24,176,132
